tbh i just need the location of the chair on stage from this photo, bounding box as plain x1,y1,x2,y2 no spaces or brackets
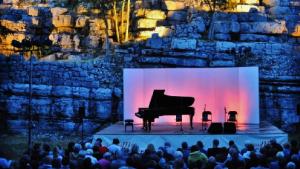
202,111,212,130
124,119,134,132
227,111,237,123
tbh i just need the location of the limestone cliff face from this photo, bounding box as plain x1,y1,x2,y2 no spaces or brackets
0,0,299,133
0,55,123,133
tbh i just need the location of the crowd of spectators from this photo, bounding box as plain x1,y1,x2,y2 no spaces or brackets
0,138,299,169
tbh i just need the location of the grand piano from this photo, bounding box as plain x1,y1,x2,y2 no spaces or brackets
135,90,195,131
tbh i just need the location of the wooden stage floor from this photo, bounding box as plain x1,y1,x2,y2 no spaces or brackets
93,121,288,150
96,121,286,135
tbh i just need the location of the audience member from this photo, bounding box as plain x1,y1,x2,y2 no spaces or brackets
181,141,190,163
197,141,207,155
228,140,239,153
188,145,208,168
290,140,299,155
224,148,245,169
110,150,126,169
108,138,121,154
207,139,222,158
98,152,111,169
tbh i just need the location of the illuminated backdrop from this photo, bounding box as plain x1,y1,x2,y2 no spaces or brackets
124,67,259,124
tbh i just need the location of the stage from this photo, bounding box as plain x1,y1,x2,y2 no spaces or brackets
93,121,288,150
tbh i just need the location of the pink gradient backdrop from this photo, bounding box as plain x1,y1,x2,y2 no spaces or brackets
124,67,259,124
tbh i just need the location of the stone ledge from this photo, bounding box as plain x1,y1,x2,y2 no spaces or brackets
91,88,112,100
51,7,68,16
145,10,166,20
160,57,207,67
137,18,157,29
171,38,197,50
209,60,235,67
52,15,73,28
240,21,287,34
0,19,26,32
162,1,186,11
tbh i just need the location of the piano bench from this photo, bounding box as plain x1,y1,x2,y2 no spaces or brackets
124,119,134,132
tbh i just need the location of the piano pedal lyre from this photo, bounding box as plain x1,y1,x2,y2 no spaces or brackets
176,115,184,133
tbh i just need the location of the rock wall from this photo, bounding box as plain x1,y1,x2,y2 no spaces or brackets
0,0,299,56
0,55,123,133
0,3,112,57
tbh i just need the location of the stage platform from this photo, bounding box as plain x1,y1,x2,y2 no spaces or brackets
93,121,288,150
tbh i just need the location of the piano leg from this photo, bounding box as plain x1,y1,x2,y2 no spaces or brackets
143,118,146,130
190,115,194,129
147,120,151,132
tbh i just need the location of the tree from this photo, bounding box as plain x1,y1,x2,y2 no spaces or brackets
202,0,228,40
112,0,131,43
125,0,130,42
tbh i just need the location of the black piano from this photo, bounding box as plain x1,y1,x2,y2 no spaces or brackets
135,90,195,131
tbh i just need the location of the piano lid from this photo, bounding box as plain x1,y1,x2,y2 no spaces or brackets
149,90,195,108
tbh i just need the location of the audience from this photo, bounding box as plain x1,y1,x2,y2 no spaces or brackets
0,138,299,169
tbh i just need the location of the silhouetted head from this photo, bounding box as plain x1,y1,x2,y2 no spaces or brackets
291,140,298,148
43,144,51,153
113,138,120,145
103,152,112,160
67,142,75,152
213,139,219,148
197,141,204,149
181,142,188,150
190,145,199,153
164,142,171,147
229,140,235,146
147,144,156,153
131,144,139,154
82,157,92,169
286,162,296,169
52,158,61,168
95,138,102,146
